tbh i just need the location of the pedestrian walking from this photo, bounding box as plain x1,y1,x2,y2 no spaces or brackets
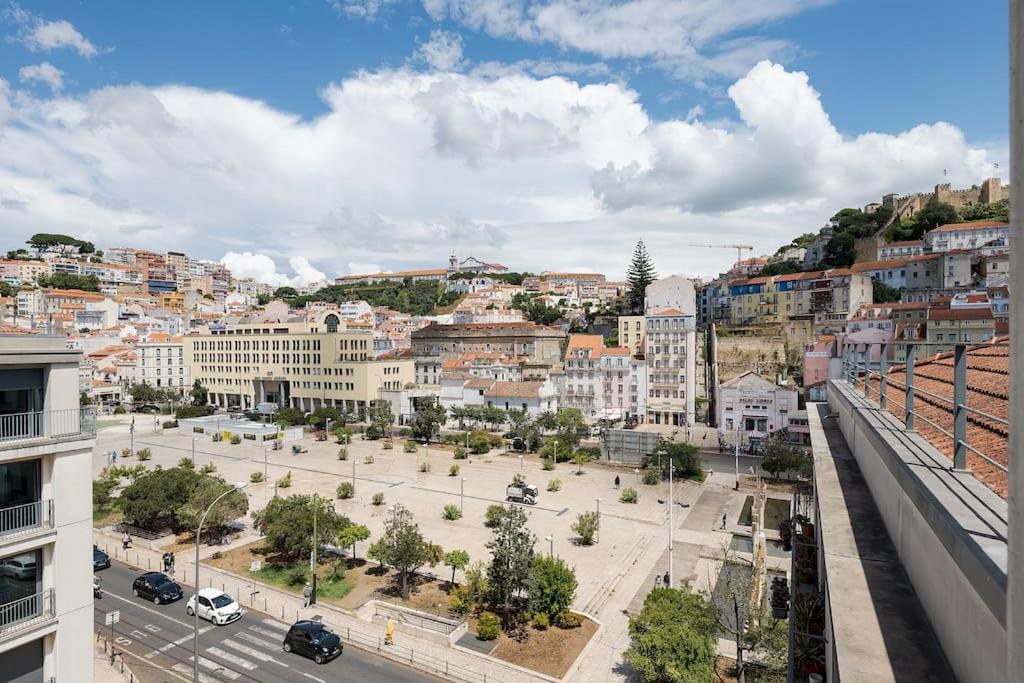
721,513,727,530
112,449,117,464
168,554,176,576
614,475,620,489
384,617,395,646
122,532,131,551
708,468,714,482
302,583,312,608
654,574,662,589
161,552,169,572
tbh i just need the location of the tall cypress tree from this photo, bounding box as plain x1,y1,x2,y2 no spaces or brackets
626,240,658,314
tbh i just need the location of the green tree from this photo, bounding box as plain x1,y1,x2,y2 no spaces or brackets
273,286,299,299
307,406,342,430
571,510,599,546
177,477,249,532
626,240,658,314
759,261,803,277
872,279,902,303
274,407,306,426
190,380,209,407
27,232,95,254
127,382,166,403
117,466,202,532
487,504,535,619
443,549,470,586
658,442,703,480
337,523,371,564
411,397,446,443
624,587,717,683
368,401,395,438
911,200,958,234
555,408,585,454
378,504,437,598
524,299,562,325
262,494,350,561
527,555,578,620
37,272,100,291
482,405,506,431
822,231,856,267
571,449,592,475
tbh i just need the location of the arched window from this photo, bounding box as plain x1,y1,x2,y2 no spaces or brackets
324,314,339,333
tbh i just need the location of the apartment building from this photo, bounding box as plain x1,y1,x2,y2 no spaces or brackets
617,316,645,357
644,308,696,427
185,312,413,415
411,322,565,385
716,371,798,435
877,240,925,260
563,335,602,418
923,220,1010,252
0,336,96,682
926,305,998,353
136,334,190,394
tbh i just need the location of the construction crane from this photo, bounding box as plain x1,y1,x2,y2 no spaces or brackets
685,243,755,266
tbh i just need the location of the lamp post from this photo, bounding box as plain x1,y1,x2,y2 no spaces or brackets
545,534,553,557
595,498,601,544
191,437,195,467
668,459,674,588
352,455,356,494
193,482,247,683
634,467,640,486
460,477,466,515
734,426,741,491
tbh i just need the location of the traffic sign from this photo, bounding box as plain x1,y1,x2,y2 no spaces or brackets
105,610,120,626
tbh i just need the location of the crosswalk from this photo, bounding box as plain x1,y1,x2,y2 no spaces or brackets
177,618,303,682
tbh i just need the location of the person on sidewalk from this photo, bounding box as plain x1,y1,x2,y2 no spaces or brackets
302,583,312,608
122,532,131,551
721,513,727,530
384,617,395,646
614,474,620,490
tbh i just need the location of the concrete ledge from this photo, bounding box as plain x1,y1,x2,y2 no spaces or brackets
356,599,467,646
826,381,1008,683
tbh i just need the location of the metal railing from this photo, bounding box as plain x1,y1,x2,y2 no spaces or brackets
839,339,1009,476
0,500,53,540
0,589,55,637
0,407,95,444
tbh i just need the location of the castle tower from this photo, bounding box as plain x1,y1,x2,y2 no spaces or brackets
448,251,458,275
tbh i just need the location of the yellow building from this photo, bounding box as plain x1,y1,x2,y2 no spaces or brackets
158,291,185,311
184,311,414,416
617,315,645,357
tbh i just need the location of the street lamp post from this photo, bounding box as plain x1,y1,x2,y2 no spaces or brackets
668,460,674,588
191,437,195,467
734,426,740,491
595,498,601,544
460,477,466,515
545,534,553,557
634,467,640,486
193,482,247,683
352,456,356,494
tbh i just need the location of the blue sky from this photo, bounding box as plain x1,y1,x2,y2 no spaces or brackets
0,1,1010,280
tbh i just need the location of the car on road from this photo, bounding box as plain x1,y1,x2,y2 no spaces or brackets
282,620,343,664
134,404,160,413
93,546,111,571
186,588,242,625
132,572,183,605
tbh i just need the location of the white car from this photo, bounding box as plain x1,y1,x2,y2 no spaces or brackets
186,588,242,625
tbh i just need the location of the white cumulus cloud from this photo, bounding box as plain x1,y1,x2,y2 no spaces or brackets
4,4,106,58
0,60,1004,279
415,29,467,72
18,62,63,92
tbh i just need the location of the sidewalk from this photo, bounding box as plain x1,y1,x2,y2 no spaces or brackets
94,528,553,683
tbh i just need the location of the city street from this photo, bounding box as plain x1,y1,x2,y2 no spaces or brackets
93,560,434,683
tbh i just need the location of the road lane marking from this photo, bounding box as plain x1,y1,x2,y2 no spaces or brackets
103,591,195,630
205,646,258,671
301,673,327,683
172,663,218,683
260,618,288,632
248,624,286,640
222,638,289,667
145,625,215,659
191,655,242,680
236,630,280,651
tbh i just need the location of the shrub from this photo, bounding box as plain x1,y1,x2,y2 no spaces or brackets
572,511,599,546
449,465,460,477
162,419,178,429
364,454,375,464
364,425,382,440
404,440,418,453
477,611,501,640
541,457,555,471
230,435,241,445
547,478,561,492
382,440,394,450
484,504,504,528
177,457,194,469
453,446,468,460
250,471,264,483
333,427,352,444
337,447,348,460
620,487,639,504
419,462,430,473
212,432,223,442
336,482,354,499
468,430,500,454
276,474,292,489
371,492,384,506
113,405,126,414
532,612,550,630
511,473,525,486
642,467,661,485
555,611,582,629
211,551,223,560
136,448,152,461
199,463,217,475
121,447,133,458
442,504,462,521
399,427,413,437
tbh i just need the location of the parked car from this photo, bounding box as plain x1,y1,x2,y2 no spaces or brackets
132,572,183,605
1,557,37,580
282,620,342,664
186,588,242,625
134,404,160,413
93,546,111,571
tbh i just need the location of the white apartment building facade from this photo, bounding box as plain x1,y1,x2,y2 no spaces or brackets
644,277,697,427
716,371,798,436
0,336,96,682
923,220,1010,252
136,335,191,394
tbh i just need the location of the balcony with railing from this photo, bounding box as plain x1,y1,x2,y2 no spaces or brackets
0,589,55,641
0,407,95,450
0,500,54,542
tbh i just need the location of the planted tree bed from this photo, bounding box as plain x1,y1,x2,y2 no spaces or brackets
486,614,598,678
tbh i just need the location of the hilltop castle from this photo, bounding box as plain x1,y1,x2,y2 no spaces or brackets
867,177,1008,221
